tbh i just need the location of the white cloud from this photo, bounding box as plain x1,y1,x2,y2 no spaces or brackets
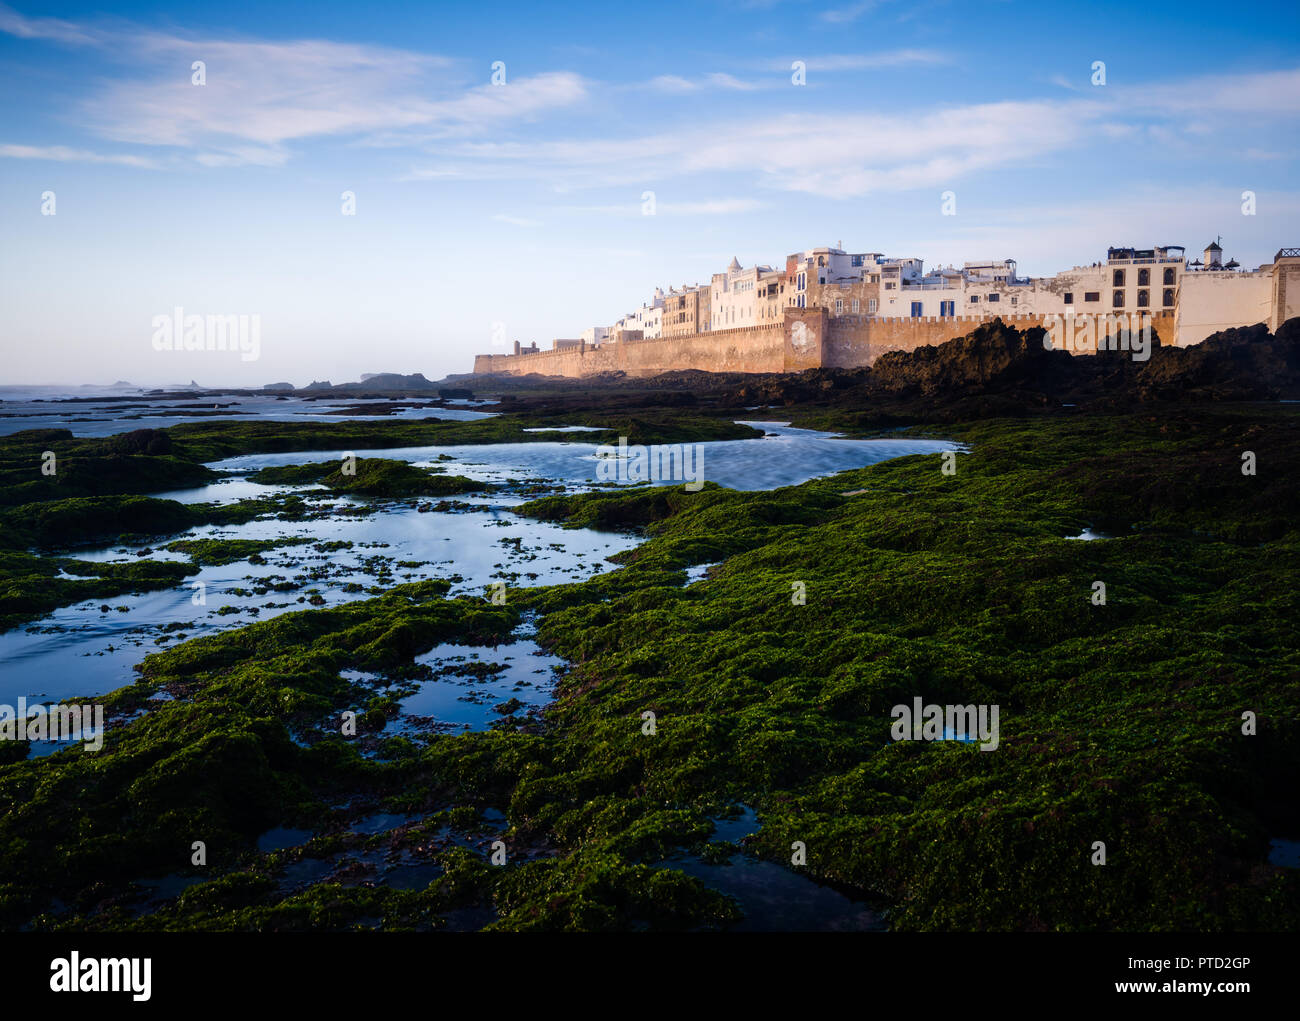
820,2,879,24
493,213,543,226
0,3,103,45
704,72,759,91
645,72,764,93
1119,68,1300,116
414,99,1092,196
1,7,587,166
0,143,158,167
561,197,766,217
648,75,698,93
765,50,950,71
405,66,1300,199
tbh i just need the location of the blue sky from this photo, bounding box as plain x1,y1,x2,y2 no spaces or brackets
1,0,1297,385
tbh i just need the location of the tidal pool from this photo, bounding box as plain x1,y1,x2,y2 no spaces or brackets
203,421,958,492
0,423,959,715
662,805,885,932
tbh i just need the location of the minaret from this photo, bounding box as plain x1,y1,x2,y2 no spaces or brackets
1204,238,1223,270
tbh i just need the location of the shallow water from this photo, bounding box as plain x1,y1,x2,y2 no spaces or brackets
204,421,959,493
0,420,959,726
1268,838,1300,869
0,506,636,705
401,638,566,729
0,388,495,437
665,804,885,932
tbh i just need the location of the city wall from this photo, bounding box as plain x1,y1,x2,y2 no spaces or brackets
473,322,787,377
472,309,1179,378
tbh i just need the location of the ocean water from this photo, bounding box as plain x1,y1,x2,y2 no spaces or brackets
0,386,495,437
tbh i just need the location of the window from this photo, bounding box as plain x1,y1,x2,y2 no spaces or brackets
988,293,1000,302
868,298,877,314
818,256,825,267
885,282,895,290
940,300,954,317
1084,291,1100,302
1063,292,1074,305
1010,296,1018,305
851,255,864,267
1163,268,1175,285
852,298,860,313
1163,288,1174,307
1113,269,1125,286
970,294,979,303
819,277,825,285
836,298,844,314
1113,290,1124,307
1137,289,1149,308
1138,268,1150,286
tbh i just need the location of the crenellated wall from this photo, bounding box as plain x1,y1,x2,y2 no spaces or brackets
474,322,787,377
472,309,1180,377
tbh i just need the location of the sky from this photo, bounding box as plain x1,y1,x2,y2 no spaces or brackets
1,0,1298,387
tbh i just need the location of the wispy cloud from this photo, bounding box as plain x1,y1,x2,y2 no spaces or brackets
0,6,587,166
1120,68,1300,116
0,143,158,167
819,1,879,24
409,100,1092,195
648,74,698,93
561,197,767,217
0,3,104,45
762,50,951,72
646,72,765,92
405,66,1300,198
705,72,759,91
492,213,542,226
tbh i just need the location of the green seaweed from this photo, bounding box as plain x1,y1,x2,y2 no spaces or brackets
1,406,1297,932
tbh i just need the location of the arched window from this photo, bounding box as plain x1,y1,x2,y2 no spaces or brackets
1137,289,1149,308
1113,269,1125,286
1113,290,1125,308
1138,268,1149,286
1163,288,1175,306
1163,268,1175,285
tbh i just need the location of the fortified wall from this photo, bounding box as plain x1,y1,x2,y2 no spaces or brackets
473,322,787,377
472,309,1178,378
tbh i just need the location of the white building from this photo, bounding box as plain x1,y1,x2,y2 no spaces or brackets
786,244,883,308
711,257,774,329
1175,241,1274,346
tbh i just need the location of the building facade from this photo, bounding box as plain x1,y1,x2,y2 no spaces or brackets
491,241,1297,363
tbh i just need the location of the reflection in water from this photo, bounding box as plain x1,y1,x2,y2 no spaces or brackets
1,423,957,706
663,804,885,932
